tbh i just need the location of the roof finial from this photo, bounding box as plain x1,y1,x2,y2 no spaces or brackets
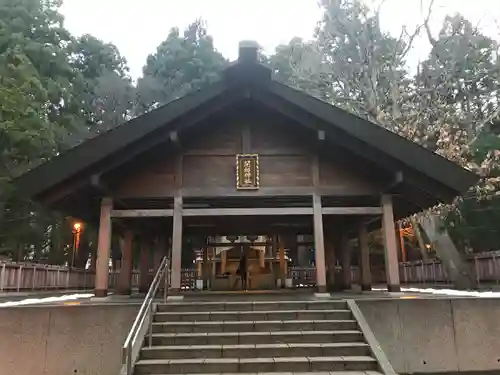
238,41,259,63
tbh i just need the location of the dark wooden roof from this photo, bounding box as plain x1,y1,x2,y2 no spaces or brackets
14,42,478,216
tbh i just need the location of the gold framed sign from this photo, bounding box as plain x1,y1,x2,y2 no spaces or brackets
236,154,260,190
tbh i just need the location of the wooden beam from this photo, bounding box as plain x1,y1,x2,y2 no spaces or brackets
382,171,403,192
40,90,241,205
183,207,313,216
111,209,173,218
318,130,325,141
207,241,314,247
114,186,378,199
169,131,179,143
322,207,383,215
253,90,458,202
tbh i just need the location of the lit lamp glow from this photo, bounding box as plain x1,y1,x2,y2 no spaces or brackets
71,222,83,268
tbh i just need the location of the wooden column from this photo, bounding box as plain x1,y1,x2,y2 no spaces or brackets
94,198,112,297
153,238,164,271
313,194,327,293
340,234,351,290
259,249,265,269
325,238,336,291
358,223,372,291
139,242,151,293
210,246,216,288
221,250,227,274
117,229,133,295
202,246,209,290
279,238,286,288
381,194,401,292
271,235,278,286
170,196,183,292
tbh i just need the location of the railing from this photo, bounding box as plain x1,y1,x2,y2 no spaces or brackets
181,268,196,290
121,257,169,375
0,262,95,292
398,252,500,285
290,266,316,287
290,252,500,286
0,261,150,292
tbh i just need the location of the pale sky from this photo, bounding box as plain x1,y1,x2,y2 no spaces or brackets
60,0,500,80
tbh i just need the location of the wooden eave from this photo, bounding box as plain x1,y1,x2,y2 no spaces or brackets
13,54,479,216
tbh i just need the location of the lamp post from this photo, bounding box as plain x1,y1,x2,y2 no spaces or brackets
71,222,82,269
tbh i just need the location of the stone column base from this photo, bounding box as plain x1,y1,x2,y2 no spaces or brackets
317,285,327,293
387,284,401,292
361,284,372,291
94,289,108,297
115,289,131,295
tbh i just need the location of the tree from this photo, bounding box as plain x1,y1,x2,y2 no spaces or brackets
271,0,500,255
0,0,81,261
137,19,227,113
66,34,136,144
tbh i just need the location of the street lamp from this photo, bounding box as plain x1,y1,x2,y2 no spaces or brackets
71,222,83,269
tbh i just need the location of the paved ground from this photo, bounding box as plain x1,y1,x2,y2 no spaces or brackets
2,283,500,307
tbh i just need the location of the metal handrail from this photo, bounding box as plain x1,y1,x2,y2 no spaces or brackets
121,256,170,375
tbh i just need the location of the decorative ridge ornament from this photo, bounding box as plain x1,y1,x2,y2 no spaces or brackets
236,154,260,190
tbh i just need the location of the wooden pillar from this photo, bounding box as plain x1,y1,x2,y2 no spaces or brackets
202,247,208,290
259,249,265,269
325,238,336,291
117,230,133,295
170,196,183,292
279,238,286,288
94,198,112,297
210,246,216,288
313,194,327,293
153,237,164,272
139,242,151,293
382,194,401,292
340,234,351,290
221,250,227,274
359,223,372,291
271,235,278,285
196,255,202,278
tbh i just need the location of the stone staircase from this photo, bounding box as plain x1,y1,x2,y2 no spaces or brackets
134,299,383,375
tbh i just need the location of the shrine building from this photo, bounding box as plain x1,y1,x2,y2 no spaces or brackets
14,41,478,297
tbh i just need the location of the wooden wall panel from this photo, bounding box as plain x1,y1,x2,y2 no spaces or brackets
250,123,308,155
260,155,312,187
182,155,235,187
112,154,177,197
318,154,378,191
184,122,242,155
114,171,176,197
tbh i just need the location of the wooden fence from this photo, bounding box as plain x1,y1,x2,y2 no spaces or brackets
288,251,500,287
0,262,144,292
2,251,500,292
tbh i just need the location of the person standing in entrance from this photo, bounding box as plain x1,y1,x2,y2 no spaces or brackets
237,251,248,291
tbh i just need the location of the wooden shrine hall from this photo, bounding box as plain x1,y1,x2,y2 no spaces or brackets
14,41,478,296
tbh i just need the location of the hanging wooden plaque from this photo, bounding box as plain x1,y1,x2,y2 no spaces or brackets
236,154,260,190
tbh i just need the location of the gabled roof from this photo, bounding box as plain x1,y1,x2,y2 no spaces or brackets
14,42,478,213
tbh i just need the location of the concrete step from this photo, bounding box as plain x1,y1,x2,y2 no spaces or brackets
154,309,353,322
157,300,347,313
152,319,358,333
149,330,365,346
140,342,371,360
134,355,378,374
136,372,382,375
135,373,382,375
